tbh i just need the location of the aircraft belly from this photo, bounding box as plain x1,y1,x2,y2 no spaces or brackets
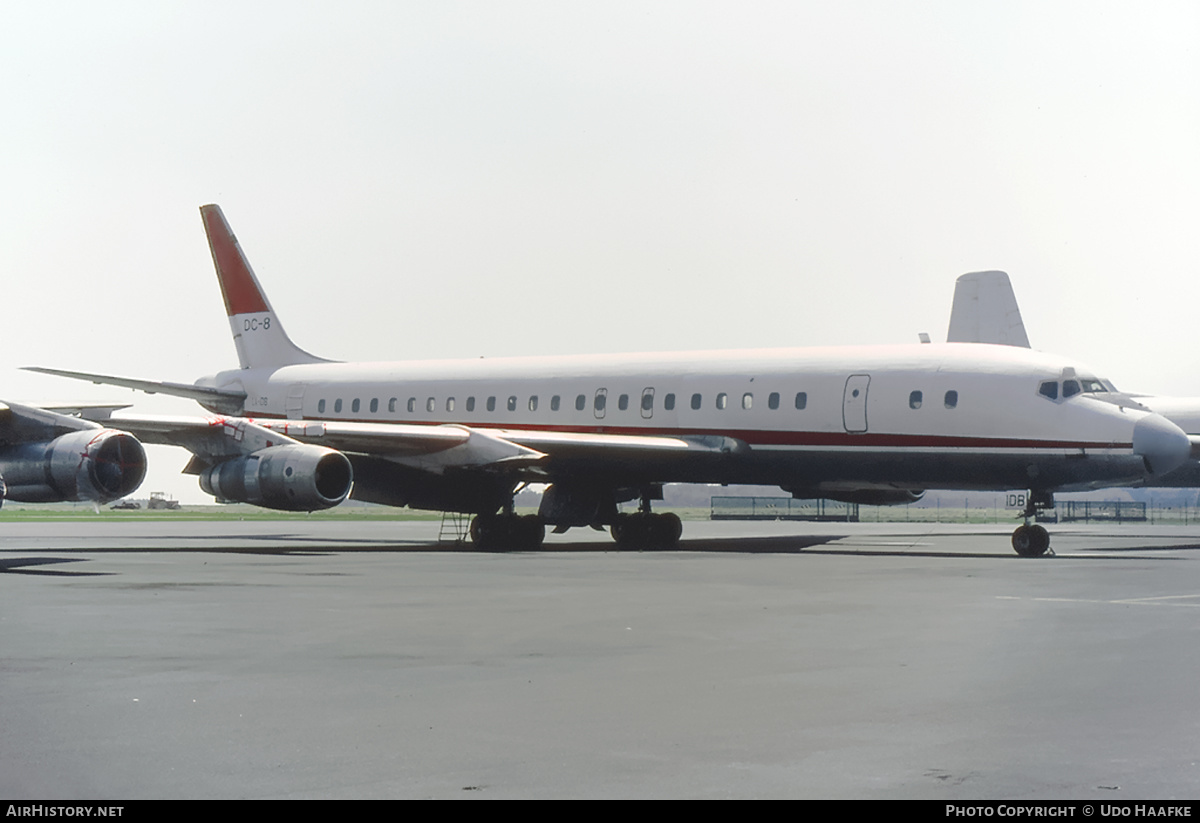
508,443,1148,492
698,446,1148,492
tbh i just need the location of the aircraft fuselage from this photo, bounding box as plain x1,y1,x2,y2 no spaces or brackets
201,341,1178,497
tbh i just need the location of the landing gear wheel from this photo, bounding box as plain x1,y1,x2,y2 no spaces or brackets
610,512,682,549
470,513,545,551
515,514,546,549
660,512,683,544
1012,524,1051,557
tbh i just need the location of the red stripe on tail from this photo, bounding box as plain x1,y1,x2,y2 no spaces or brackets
201,204,270,316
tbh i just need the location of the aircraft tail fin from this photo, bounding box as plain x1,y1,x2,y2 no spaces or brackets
945,270,1031,348
200,204,333,370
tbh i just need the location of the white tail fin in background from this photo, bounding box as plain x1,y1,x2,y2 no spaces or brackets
201,204,333,370
945,270,1031,348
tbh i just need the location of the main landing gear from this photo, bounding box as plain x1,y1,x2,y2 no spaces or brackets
1011,491,1054,558
469,509,545,551
610,492,683,549
469,486,684,551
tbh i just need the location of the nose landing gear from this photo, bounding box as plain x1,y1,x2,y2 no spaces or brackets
1011,491,1054,557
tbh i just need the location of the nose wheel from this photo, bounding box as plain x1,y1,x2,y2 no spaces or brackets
1011,491,1055,557
1011,523,1050,557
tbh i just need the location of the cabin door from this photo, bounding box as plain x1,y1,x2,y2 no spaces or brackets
285,384,305,420
842,374,870,433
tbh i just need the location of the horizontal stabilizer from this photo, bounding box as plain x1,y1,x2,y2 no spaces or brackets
22,367,246,413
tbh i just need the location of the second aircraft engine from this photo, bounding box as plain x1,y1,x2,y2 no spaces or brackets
199,444,353,511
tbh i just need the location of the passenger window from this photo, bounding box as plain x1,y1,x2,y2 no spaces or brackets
426,397,436,412
716,393,728,410
551,395,561,411
575,394,586,411
369,398,379,413
944,390,958,409
768,392,780,410
909,391,923,410
528,396,538,412
691,393,702,410
795,392,807,410
641,390,654,412
1039,381,1058,401
388,398,397,413
446,397,455,412
334,399,343,413
664,393,676,411
1063,380,1081,398
352,398,361,413
487,396,496,412
466,396,475,412
318,399,326,414
594,389,607,419
618,394,629,411
742,393,753,410
407,397,416,413
507,396,517,412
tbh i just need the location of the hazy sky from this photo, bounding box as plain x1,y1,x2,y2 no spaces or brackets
3,1,1198,501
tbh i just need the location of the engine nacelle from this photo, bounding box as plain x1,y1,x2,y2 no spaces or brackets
199,444,353,511
0,429,148,504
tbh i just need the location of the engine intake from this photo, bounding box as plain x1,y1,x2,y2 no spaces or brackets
0,429,148,503
199,444,353,511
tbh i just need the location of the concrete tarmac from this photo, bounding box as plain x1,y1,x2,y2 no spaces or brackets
3,519,1200,799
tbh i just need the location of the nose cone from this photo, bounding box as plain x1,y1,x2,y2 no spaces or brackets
1132,413,1191,477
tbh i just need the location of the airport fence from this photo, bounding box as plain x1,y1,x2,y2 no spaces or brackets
710,496,859,522
708,496,1198,525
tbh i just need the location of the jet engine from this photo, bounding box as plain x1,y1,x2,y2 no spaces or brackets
0,429,148,503
199,444,353,511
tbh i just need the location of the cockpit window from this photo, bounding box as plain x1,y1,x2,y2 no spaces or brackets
1041,375,1112,402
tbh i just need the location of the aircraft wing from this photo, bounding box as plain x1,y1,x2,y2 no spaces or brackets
105,412,743,478
28,401,134,418
0,400,105,439
22,367,247,414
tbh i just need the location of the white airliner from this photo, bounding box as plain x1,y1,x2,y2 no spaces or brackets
26,207,1196,556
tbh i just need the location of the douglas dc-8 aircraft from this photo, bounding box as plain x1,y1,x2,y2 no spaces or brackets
26,207,1198,556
